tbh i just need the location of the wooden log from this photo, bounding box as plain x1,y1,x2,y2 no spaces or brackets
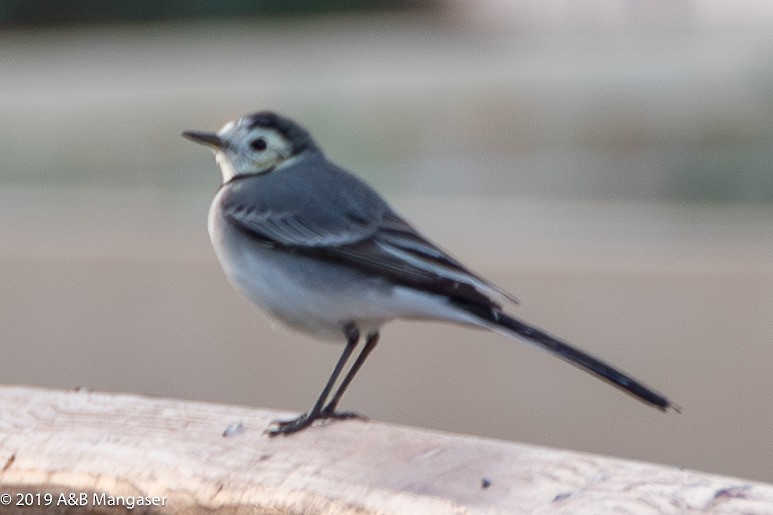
0,385,770,514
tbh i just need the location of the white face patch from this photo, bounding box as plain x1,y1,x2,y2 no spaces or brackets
213,117,294,182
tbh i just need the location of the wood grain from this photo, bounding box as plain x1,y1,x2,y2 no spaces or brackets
0,385,770,514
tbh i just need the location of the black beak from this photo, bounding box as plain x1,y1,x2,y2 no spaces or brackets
182,130,224,149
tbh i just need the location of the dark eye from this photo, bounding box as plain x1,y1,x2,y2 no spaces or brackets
250,138,267,151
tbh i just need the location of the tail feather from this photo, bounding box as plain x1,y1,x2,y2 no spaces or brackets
449,296,676,411
494,312,674,411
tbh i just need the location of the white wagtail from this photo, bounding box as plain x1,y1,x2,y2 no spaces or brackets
183,111,675,436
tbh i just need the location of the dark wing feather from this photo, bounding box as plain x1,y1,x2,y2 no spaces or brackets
319,213,516,308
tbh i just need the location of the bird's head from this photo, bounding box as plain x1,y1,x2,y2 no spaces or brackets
183,111,318,183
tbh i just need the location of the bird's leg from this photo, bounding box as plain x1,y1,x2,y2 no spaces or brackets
320,331,379,420
266,324,360,436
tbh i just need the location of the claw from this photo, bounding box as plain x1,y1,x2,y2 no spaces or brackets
265,413,313,436
265,409,367,436
319,408,367,421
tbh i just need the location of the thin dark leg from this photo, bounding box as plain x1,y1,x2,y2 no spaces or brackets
266,325,360,436
321,331,379,418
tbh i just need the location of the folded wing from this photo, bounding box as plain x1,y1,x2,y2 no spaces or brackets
221,161,516,310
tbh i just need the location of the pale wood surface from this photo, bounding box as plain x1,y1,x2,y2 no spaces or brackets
0,386,770,514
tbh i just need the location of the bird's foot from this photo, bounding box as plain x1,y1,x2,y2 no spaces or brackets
265,412,315,436
320,407,367,421
265,408,367,436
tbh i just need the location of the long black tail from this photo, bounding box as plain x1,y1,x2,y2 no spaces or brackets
463,302,675,411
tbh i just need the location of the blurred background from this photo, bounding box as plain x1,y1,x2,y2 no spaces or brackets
1,0,772,485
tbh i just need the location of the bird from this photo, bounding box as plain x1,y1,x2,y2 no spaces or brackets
183,111,675,436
